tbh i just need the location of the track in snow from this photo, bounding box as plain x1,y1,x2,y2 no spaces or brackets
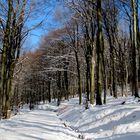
0,108,81,140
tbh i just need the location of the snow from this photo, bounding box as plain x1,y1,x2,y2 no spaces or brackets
59,96,140,140
0,96,140,140
0,104,79,140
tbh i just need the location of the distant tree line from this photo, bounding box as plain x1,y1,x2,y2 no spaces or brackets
0,0,140,119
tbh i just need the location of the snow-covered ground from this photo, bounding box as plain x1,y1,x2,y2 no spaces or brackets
0,103,79,140
0,96,140,140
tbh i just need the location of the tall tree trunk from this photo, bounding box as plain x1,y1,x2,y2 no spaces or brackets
96,0,103,105
48,81,51,103
125,65,128,97
86,55,90,101
90,55,95,104
57,71,62,106
64,64,69,100
101,35,106,104
90,12,96,105
131,0,139,98
75,51,82,104
1,0,13,119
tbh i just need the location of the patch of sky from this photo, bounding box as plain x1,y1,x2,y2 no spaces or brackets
23,0,64,52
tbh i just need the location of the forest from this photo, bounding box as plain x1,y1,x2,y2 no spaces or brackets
0,0,140,139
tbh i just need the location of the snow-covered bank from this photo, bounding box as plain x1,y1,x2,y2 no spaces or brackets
59,96,140,140
0,96,140,140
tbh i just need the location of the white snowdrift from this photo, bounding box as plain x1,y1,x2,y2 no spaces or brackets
0,96,140,140
59,96,140,140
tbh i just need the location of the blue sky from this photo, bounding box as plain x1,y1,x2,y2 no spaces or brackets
23,0,63,52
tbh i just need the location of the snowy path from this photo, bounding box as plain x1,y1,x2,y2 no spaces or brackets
1,97,140,140
0,107,80,140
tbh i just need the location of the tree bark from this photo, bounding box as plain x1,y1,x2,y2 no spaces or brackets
131,0,139,98
96,0,103,105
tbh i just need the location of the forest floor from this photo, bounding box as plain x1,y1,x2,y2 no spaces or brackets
0,96,140,140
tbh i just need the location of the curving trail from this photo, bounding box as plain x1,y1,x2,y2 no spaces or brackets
0,107,80,140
